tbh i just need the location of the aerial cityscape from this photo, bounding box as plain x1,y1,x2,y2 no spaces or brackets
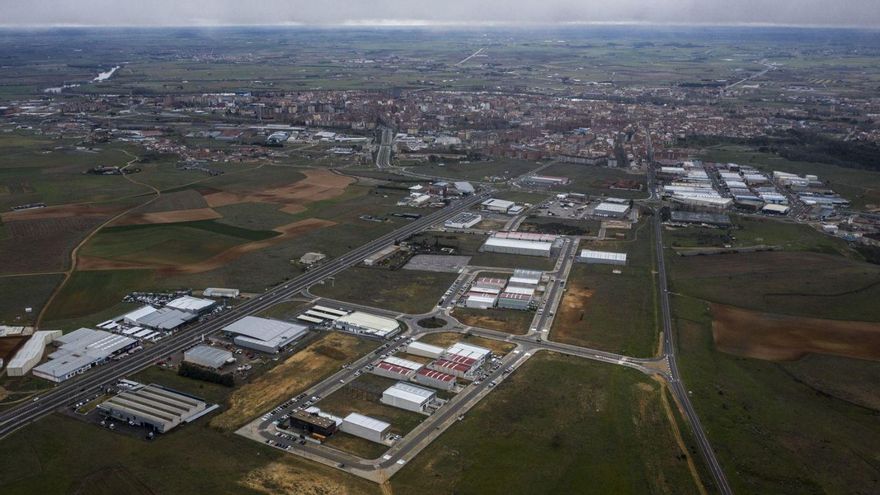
0,2,879,494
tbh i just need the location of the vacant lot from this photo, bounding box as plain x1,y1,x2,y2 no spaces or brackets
711,303,880,362
552,221,659,357
538,163,647,198
392,353,702,494
674,296,880,494
0,273,64,324
453,308,532,335
41,269,154,323
417,332,515,356
668,250,880,321
311,267,457,314
211,332,377,430
0,413,379,495
414,159,539,181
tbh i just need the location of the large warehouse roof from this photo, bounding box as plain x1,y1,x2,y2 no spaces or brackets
595,202,630,213
223,316,308,349
34,328,137,381
343,412,391,433
165,296,215,313
579,249,628,262
184,345,233,369
383,382,435,405
383,356,423,371
6,330,61,373
482,237,553,253
336,311,399,337
121,305,158,323
137,308,195,331
446,342,491,361
98,384,208,433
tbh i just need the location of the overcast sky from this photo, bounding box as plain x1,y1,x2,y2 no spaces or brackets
2,0,879,28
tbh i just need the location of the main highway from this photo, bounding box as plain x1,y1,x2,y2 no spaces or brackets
375,127,393,168
0,191,490,440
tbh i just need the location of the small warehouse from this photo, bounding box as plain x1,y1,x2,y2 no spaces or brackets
372,356,424,380
340,412,391,443
507,268,542,288
363,244,402,266
577,249,628,265
286,409,338,438
481,236,553,257
593,202,631,218
414,367,457,391
165,296,216,315
497,289,534,310
481,198,515,214
183,345,234,370
465,293,497,309
444,212,482,229
381,382,436,413
203,288,240,298
222,316,309,353
334,311,400,338
405,341,445,359
97,384,209,434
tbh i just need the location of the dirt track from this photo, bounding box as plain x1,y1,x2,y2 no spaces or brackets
712,303,880,362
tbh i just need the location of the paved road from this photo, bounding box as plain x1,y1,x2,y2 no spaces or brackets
375,127,393,168
649,180,733,494
0,192,489,440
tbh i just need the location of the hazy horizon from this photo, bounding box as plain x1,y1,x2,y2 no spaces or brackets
2,0,879,29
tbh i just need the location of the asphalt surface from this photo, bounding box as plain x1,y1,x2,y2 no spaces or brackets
375,127,393,168
0,192,489,440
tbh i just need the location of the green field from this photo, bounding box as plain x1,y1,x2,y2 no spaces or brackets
41,269,154,324
413,159,540,181
672,296,880,494
392,352,702,494
551,220,659,357
311,267,457,314
0,273,63,324
539,163,647,199
214,202,300,230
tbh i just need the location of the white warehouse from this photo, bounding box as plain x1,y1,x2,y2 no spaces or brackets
334,311,400,339
184,345,234,370
222,316,309,354
340,412,391,443
381,382,436,413
405,341,445,359
577,249,628,266
481,237,553,257
6,330,62,376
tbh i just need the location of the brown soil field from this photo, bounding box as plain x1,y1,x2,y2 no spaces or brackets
239,460,374,495
203,168,354,209
210,332,375,431
0,215,110,274
114,207,222,226
165,218,335,275
712,303,880,361
0,203,119,222
552,284,595,341
0,336,27,364
137,189,207,213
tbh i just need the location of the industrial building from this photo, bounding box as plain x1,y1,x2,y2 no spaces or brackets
405,341,445,359
5,330,62,377
428,359,473,378
222,316,309,353
414,368,457,391
481,198,515,214
444,212,482,229
286,409,338,437
593,202,631,218
481,236,554,257
334,311,400,338
497,287,534,310
465,293,497,309
32,329,138,383
136,308,197,331
340,412,391,443
363,244,403,266
97,384,210,434
472,277,507,292
507,268,542,288
203,288,239,298
431,342,491,378
372,356,424,380
577,249,628,265
381,382,436,413
668,211,732,228
183,345,234,370
525,175,570,187
165,296,216,315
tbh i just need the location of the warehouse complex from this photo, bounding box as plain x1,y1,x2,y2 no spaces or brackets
32,329,139,383
464,268,541,311
577,249,628,265
340,413,391,443
97,384,211,434
222,316,309,354
183,345,234,370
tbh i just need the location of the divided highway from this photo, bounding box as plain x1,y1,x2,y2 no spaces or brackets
0,192,489,440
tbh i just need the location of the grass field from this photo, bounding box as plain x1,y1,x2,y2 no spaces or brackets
538,163,647,199
392,352,702,494
665,215,856,257
0,413,379,495
452,307,533,335
551,220,659,357
311,267,457,314
672,296,880,494
667,250,880,322
256,299,312,320
41,269,155,324
210,332,378,431
412,159,540,182
0,273,63,324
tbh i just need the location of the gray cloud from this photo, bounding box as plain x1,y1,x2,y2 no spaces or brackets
1,0,879,27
